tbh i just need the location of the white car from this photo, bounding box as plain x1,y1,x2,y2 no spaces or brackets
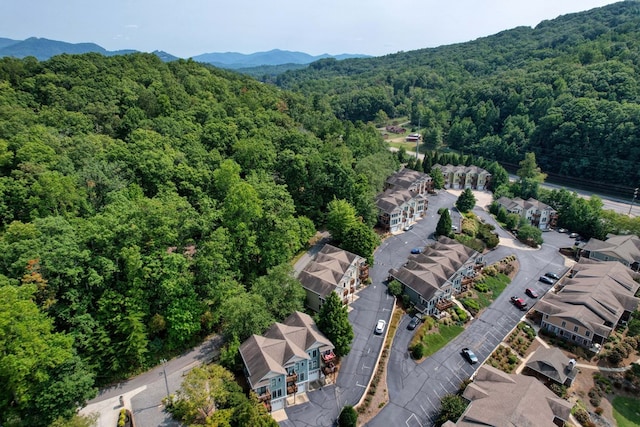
375,319,386,334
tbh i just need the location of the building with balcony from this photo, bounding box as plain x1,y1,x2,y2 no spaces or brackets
495,196,558,230
535,259,639,351
431,164,491,190
387,236,483,315
297,244,368,312
239,311,335,412
376,168,432,233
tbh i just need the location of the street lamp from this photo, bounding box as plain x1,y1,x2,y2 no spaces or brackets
160,358,170,405
628,187,639,216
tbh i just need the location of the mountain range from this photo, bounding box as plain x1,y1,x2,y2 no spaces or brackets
0,37,368,69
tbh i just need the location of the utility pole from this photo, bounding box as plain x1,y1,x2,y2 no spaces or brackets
161,358,171,405
628,187,639,216
416,117,421,159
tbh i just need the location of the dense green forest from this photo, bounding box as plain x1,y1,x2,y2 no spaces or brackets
272,1,640,196
0,53,398,425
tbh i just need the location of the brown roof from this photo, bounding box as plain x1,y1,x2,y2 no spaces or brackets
385,168,432,191
535,259,640,337
375,188,421,214
525,347,577,385
239,311,333,389
457,365,572,427
298,244,363,298
583,234,640,265
390,236,478,301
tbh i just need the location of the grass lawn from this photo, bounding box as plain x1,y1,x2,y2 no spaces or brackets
474,273,510,309
422,324,464,357
612,396,640,427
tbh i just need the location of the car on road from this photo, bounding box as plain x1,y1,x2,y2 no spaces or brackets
461,348,478,364
539,275,555,285
545,272,561,281
569,232,580,238
510,296,528,310
558,228,568,233
375,319,386,334
407,316,420,330
404,224,414,231
411,247,423,254
525,288,539,298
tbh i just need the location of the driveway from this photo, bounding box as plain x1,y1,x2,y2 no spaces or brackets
366,191,571,426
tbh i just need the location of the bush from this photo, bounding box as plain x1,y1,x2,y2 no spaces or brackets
574,407,591,426
411,343,425,359
338,405,358,427
474,282,489,293
462,298,480,314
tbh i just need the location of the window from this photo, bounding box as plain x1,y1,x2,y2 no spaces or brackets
573,326,579,332
561,321,566,328
585,331,590,337
299,372,305,382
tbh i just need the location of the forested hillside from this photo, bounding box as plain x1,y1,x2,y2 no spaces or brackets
0,53,398,425
274,1,640,195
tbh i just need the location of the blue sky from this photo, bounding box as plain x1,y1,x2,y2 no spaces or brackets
2,0,620,58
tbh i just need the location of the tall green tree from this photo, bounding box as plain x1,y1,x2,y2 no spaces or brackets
316,292,354,357
516,152,547,200
436,208,453,237
0,283,96,427
436,394,467,426
455,188,476,213
251,263,306,321
430,167,445,190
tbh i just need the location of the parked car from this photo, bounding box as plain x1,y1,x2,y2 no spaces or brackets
569,232,580,238
558,228,568,233
451,225,459,231
411,247,423,254
375,319,386,334
545,272,561,281
539,276,555,285
407,316,420,330
461,347,479,364
404,224,414,231
510,296,528,310
525,288,539,298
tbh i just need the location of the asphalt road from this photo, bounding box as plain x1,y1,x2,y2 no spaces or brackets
366,192,572,427
83,188,582,427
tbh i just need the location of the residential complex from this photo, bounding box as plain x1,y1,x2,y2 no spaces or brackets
239,311,336,412
376,168,432,233
297,244,368,312
535,259,640,351
388,236,483,315
495,196,558,230
580,234,640,271
445,365,572,427
431,163,491,191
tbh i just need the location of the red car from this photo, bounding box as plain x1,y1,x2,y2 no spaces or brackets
510,296,528,310
525,288,539,298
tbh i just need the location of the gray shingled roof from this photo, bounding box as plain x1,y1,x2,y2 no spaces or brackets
239,311,333,389
385,168,432,190
525,347,577,385
298,244,362,298
375,188,415,214
497,196,555,214
457,365,572,427
583,234,640,265
535,259,640,337
390,236,478,301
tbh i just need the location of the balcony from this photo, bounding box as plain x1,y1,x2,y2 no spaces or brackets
287,384,298,394
436,299,454,311
257,391,271,403
321,350,336,363
286,372,298,383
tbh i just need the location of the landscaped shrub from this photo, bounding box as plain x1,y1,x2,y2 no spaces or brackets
411,343,425,359
462,298,480,315
454,307,468,322
474,282,489,293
